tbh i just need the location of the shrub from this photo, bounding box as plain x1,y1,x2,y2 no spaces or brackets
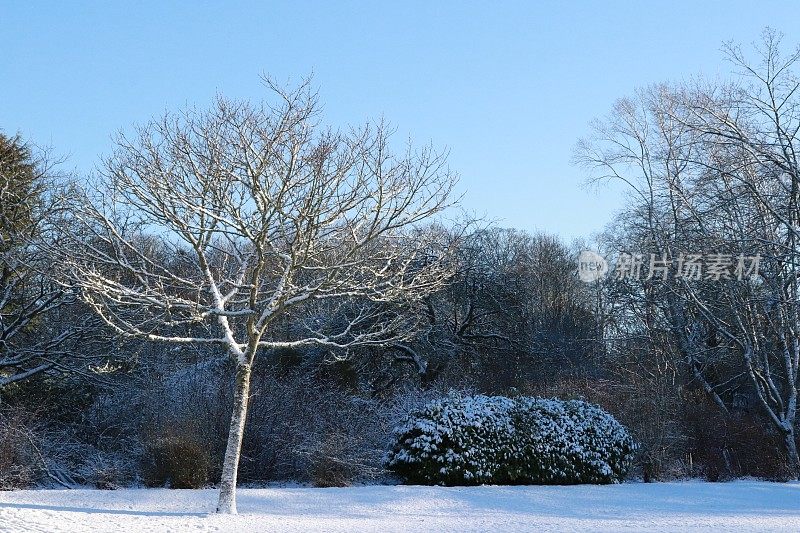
683,390,796,481
240,376,396,485
142,434,211,489
386,393,636,485
74,447,139,490
308,434,357,487
0,408,39,489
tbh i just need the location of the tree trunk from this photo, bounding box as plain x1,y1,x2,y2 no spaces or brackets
217,361,253,514
783,428,800,478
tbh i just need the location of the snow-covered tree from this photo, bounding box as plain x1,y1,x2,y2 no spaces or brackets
60,79,458,513
576,30,800,474
0,133,95,388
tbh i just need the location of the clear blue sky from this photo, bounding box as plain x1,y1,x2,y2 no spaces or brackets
2,1,797,239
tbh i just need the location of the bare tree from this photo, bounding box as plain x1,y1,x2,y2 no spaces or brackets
576,30,800,473
667,30,800,470
60,79,458,513
381,227,596,391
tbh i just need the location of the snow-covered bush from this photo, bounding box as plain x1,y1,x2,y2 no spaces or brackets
386,393,636,485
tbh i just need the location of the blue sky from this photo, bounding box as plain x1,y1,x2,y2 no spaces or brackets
2,1,797,239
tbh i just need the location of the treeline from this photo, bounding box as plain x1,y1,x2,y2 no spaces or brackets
3,31,800,490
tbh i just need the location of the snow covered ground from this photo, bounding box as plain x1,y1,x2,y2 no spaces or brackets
1,481,799,532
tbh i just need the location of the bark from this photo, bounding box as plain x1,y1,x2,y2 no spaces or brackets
783,427,800,476
216,361,253,514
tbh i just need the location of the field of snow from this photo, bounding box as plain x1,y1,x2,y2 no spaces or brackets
1,481,799,532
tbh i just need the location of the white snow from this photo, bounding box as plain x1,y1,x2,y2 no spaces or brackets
1,482,799,532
